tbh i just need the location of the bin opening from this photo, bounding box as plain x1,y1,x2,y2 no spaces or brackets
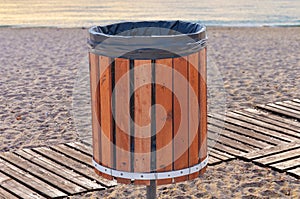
94,21,203,36
88,20,207,59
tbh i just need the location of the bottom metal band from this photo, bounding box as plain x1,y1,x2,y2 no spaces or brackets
92,155,208,180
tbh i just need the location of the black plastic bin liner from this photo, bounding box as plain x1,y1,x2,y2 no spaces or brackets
88,20,207,59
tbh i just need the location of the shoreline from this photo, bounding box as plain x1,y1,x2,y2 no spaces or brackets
0,24,299,29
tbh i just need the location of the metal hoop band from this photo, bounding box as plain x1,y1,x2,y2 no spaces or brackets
92,155,208,180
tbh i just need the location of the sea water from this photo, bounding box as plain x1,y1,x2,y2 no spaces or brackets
0,0,299,27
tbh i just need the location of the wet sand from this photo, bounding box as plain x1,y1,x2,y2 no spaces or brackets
0,27,299,198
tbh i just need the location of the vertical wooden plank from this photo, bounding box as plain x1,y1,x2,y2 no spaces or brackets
199,48,207,174
114,58,131,184
89,53,101,169
155,58,173,185
173,56,189,182
99,55,113,180
134,59,152,185
188,52,200,180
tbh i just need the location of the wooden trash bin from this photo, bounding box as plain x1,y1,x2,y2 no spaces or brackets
88,21,208,185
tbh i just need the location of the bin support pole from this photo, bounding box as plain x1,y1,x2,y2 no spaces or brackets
146,180,156,199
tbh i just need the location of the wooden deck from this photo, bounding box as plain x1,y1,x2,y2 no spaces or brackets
0,99,299,198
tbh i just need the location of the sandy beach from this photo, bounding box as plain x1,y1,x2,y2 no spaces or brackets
0,27,299,198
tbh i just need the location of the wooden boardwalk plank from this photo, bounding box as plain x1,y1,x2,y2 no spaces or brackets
209,124,270,149
276,101,300,112
211,113,294,143
65,142,93,156
208,140,246,156
51,145,92,167
0,172,44,199
208,156,221,165
35,147,116,187
244,142,300,160
15,149,103,191
0,152,86,195
208,131,255,153
0,158,66,198
287,167,300,176
292,99,300,104
267,103,300,115
257,104,300,120
208,116,282,145
284,100,300,108
227,111,299,139
208,148,235,160
0,186,19,199
255,148,300,165
270,158,300,170
235,109,300,135
243,108,300,129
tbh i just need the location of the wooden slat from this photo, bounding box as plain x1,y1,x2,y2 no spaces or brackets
270,158,300,170
244,142,300,160
208,116,282,145
208,131,255,153
209,124,270,149
287,167,300,176
212,113,294,143
133,59,152,185
208,140,245,156
235,109,300,135
89,53,101,167
226,111,299,140
34,147,116,187
82,138,93,147
292,99,300,104
255,148,300,165
51,145,92,166
209,148,235,160
0,152,86,195
276,101,300,111
208,156,221,164
114,58,131,184
0,186,19,199
0,172,44,199
173,56,189,182
188,53,200,180
284,101,300,109
257,104,300,120
15,149,103,190
243,108,300,128
155,58,173,185
65,142,93,156
0,158,67,198
199,48,207,175
289,99,300,106
268,103,300,115
99,55,114,180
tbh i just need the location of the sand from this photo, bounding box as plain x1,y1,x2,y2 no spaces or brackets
0,26,299,198
72,160,299,199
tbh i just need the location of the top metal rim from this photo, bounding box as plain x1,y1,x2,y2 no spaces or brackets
88,20,206,39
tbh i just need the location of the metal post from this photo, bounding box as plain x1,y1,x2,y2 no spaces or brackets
146,180,156,199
